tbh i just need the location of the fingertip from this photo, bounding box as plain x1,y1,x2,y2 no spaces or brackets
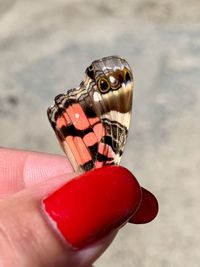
23,152,73,187
0,148,74,196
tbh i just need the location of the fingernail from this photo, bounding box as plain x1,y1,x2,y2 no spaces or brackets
42,166,141,248
129,187,159,224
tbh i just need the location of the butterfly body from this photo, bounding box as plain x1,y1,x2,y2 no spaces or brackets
48,56,133,174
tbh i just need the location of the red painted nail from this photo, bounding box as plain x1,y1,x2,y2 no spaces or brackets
129,187,159,224
42,166,141,248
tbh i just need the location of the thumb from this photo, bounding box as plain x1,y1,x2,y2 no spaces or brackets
0,166,141,267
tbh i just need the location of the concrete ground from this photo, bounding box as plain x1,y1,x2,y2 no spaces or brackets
0,0,200,266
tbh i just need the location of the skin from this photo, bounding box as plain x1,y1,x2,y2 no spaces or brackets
0,148,154,267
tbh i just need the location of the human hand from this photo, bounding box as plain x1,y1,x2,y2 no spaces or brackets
0,148,158,267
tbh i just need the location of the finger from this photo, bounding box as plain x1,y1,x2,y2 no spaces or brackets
0,166,141,267
0,148,73,197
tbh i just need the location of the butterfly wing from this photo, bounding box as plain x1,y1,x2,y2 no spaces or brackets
47,87,103,174
47,56,133,174
86,56,133,166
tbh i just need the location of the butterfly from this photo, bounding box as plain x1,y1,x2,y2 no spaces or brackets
47,56,133,174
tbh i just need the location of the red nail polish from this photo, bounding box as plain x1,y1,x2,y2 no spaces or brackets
129,187,158,224
42,166,141,248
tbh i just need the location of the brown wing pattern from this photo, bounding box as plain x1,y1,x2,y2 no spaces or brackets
47,56,133,174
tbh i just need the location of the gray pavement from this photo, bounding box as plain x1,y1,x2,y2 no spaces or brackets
0,1,200,266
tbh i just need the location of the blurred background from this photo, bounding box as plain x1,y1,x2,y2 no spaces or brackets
0,0,199,266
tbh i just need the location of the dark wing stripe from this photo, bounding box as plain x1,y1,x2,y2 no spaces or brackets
84,104,97,118
60,124,93,138
87,143,98,161
81,160,95,172
97,153,113,162
103,135,121,154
